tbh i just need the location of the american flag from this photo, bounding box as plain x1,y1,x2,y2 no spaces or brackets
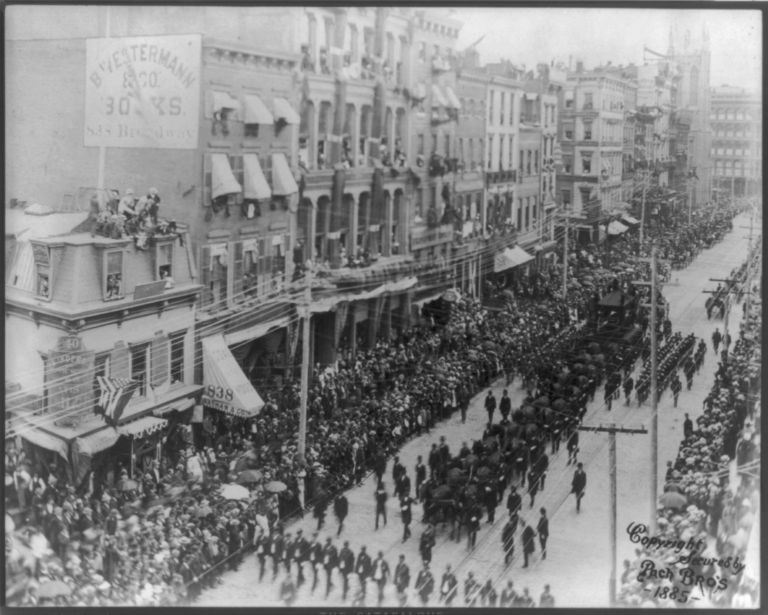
96,376,140,427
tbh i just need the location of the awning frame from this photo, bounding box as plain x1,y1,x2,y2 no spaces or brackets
444,85,462,110
210,153,242,200
243,94,274,125
202,334,265,418
243,153,272,200
272,97,300,125
431,84,449,108
271,153,299,196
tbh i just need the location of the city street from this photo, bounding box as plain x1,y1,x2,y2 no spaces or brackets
197,214,752,608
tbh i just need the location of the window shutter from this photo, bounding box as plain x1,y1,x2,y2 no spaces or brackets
109,341,131,380
200,246,212,305
233,241,244,299
150,332,170,387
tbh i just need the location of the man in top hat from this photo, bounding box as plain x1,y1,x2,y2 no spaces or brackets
400,493,414,542
334,493,348,536
338,540,355,600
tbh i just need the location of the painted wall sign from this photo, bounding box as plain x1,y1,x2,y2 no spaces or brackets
84,34,202,149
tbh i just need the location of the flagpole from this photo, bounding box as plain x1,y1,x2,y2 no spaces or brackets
96,5,111,208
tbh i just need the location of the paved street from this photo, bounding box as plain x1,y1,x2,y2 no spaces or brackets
196,215,751,608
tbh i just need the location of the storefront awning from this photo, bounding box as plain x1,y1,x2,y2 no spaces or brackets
493,246,534,273
272,97,300,124
118,416,168,439
20,427,69,461
224,315,292,347
310,276,418,313
271,153,299,196
621,213,640,225
413,291,444,309
211,153,242,199
202,334,265,418
243,94,274,124
75,428,120,456
153,398,195,417
444,86,462,110
431,84,449,107
607,220,630,235
211,91,240,112
243,154,272,200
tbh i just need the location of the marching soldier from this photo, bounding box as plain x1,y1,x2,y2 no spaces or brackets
374,480,388,529
483,482,498,523
415,562,435,606
500,579,518,607
484,390,497,424
464,571,480,606
308,532,323,592
293,529,309,587
270,530,285,579
322,537,338,598
400,494,414,542
392,456,406,498
338,540,354,600
334,493,348,536
440,564,458,605
502,512,516,565
371,550,390,606
415,455,427,501
254,527,268,581
355,545,373,599
467,501,481,550
521,521,536,568
394,554,410,606
537,507,549,560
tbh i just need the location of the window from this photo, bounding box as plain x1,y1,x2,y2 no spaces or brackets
534,150,539,174
583,92,593,110
565,129,573,140
517,199,522,229
419,42,426,61
200,244,228,308
156,242,173,281
526,150,532,175
130,342,150,397
444,134,450,157
532,196,538,221
32,244,52,300
104,250,124,300
169,330,186,384
582,155,592,174
500,92,505,125
417,134,425,156
583,121,592,141
562,189,571,207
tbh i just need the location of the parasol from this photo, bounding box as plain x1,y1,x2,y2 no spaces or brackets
119,479,139,492
659,491,687,509
219,483,251,500
37,580,72,599
265,480,287,494
432,485,451,499
236,469,264,485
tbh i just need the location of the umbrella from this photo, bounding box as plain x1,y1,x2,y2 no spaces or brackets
552,399,568,411
447,468,465,484
512,409,526,423
166,485,186,499
481,341,499,351
236,469,263,485
521,405,536,419
119,479,139,492
663,481,685,494
524,424,539,438
265,480,287,494
533,396,550,408
432,485,451,499
37,580,72,599
219,483,251,500
588,342,601,354
476,466,492,479
194,504,213,518
659,491,687,509
464,454,479,469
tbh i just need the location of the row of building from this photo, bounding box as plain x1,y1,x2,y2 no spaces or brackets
4,6,747,487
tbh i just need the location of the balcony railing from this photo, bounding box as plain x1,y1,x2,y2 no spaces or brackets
486,169,517,184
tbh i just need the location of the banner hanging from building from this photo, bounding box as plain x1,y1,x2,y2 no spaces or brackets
84,34,201,149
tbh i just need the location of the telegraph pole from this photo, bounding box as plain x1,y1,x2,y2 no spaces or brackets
562,212,570,297
639,171,648,245
297,265,313,467
649,245,658,534
579,423,648,605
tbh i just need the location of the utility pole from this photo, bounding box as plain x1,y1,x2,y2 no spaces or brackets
297,265,313,467
649,245,658,534
745,211,755,320
635,246,660,532
562,212,570,297
579,423,648,606
639,171,648,245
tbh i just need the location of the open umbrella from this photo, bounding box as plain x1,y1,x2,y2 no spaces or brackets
463,454,479,469
265,480,287,494
446,468,466,484
219,483,250,500
533,396,550,408
512,409,526,423
663,481,685,494
236,469,263,485
521,405,537,419
37,580,72,599
481,341,499,352
166,485,186,499
119,479,139,492
524,423,539,438
588,342,601,354
194,504,213,518
476,466,492,480
552,399,568,411
659,491,687,509
432,485,452,500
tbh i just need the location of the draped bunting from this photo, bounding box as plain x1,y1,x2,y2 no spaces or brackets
334,301,350,347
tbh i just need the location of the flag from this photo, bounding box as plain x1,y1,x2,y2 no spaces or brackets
96,376,140,427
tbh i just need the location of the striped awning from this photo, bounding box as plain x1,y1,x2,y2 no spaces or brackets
271,153,299,196
152,398,196,417
75,428,120,456
243,94,274,124
118,416,168,439
431,84,449,107
444,86,462,110
272,97,300,124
